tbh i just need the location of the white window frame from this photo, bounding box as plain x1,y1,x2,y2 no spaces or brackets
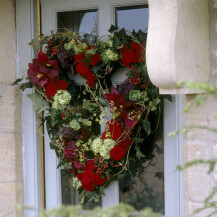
16,0,184,216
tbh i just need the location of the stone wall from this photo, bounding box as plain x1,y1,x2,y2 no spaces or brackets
183,1,217,216
0,0,23,216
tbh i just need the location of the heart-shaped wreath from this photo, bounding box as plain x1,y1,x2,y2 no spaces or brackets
14,26,169,203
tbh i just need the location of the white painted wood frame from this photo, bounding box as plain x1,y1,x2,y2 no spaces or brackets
16,0,43,216
17,0,184,216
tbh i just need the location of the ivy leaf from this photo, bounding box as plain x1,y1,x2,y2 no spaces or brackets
11,78,22,86
137,30,147,42
49,108,59,127
27,92,47,114
98,97,109,107
20,82,33,91
133,137,144,144
142,119,151,134
148,88,159,99
82,100,98,112
135,145,145,159
108,25,118,33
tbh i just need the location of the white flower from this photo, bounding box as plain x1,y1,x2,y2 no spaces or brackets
106,49,119,61
99,139,116,159
52,90,71,109
91,138,103,154
100,145,110,159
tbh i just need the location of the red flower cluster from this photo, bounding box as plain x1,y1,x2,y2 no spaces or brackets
120,41,145,67
110,137,132,161
77,160,105,192
44,77,68,99
75,53,97,87
28,52,59,87
91,54,101,66
101,119,132,161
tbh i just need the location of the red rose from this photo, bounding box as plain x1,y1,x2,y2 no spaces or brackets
74,54,85,63
45,82,57,98
94,174,105,186
57,80,68,90
91,54,101,66
80,168,95,191
109,120,123,140
75,62,90,76
110,145,126,161
86,160,95,169
131,41,145,63
118,137,132,148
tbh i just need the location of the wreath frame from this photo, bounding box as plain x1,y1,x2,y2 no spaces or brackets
14,25,171,203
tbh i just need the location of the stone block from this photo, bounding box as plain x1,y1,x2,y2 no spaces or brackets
0,182,23,217
184,168,210,202
183,141,210,162
0,86,22,134
0,134,23,183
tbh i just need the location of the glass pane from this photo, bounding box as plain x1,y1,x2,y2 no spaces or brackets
116,5,165,214
57,10,101,208
57,10,98,41
115,5,149,32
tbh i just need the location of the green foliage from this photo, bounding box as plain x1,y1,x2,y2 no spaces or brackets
141,120,151,134
27,92,47,114
36,203,161,217
135,145,145,160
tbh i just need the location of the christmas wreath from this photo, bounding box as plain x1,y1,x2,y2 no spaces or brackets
14,26,169,203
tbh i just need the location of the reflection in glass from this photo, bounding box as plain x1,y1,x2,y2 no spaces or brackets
115,5,149,32
57,10,98,42
61,171,102,209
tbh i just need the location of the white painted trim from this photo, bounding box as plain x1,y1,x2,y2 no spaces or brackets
16,0,42,216
44,125,62,209
164,95,184,217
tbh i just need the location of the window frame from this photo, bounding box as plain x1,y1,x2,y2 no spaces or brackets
17,0,184,216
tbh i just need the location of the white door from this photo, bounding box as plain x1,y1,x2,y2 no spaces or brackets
39,0,184,216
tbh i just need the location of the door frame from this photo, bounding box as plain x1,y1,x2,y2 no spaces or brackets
16,0,184,216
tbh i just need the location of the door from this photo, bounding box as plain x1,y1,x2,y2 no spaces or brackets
40,0,184,216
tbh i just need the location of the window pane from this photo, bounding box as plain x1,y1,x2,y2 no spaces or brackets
57,10,98,40
116,5,149,32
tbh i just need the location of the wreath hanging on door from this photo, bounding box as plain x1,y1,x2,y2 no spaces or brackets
14,26,169,203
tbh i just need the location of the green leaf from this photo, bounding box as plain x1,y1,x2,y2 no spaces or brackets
12,78,22,86
85,49,97,55
27,92,47,114
142,119,151,134
49,108,59,127
20,82,33,91
135,145,145,159
82,100,98,113
98,97,109,107
133,137,144,144
108,25,118,33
